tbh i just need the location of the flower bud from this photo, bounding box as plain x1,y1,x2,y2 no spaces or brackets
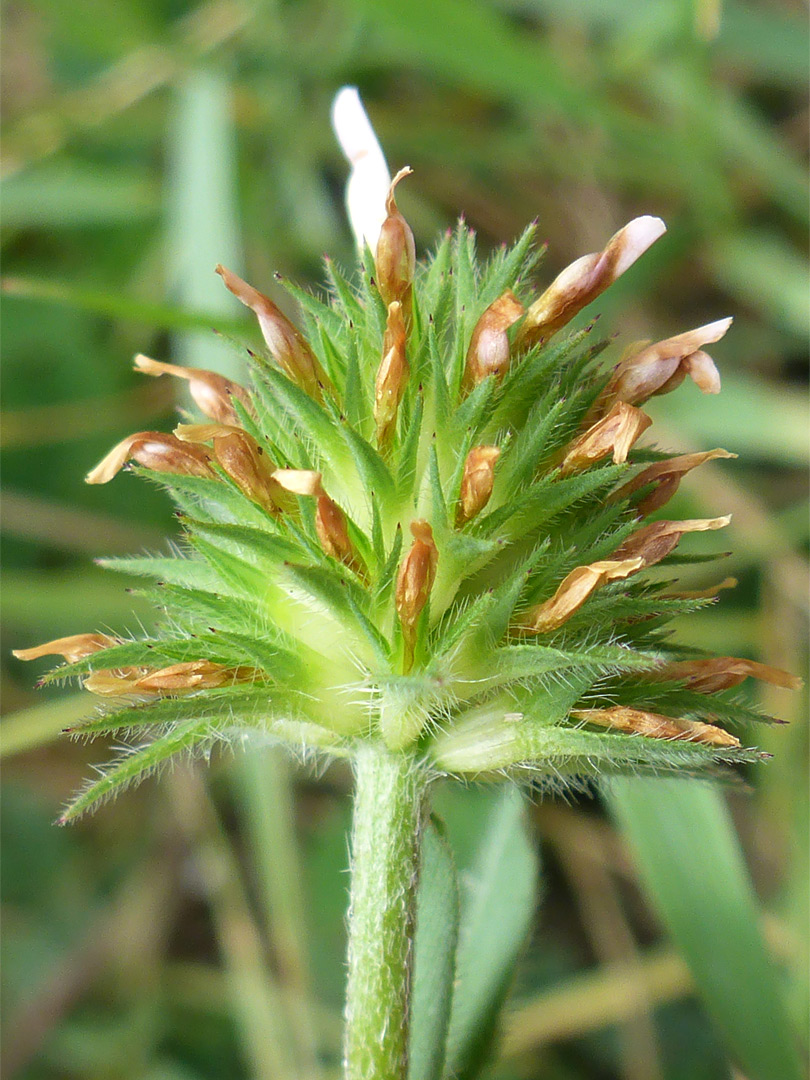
86,432,215,485
456,445,500,525
612,515,731,569
462,290,524,391
374,301,409,447
375,167,416,315
571,706,740,748
602,317,731,409
13,633,119,664
133,355,251,425
519,557,644,634
175,423,290,516
216,265,332,401
649,656,802,693
559,402,651,476
395,520,438,669
272,470,364,574
518,216,666,347
612,448,736,515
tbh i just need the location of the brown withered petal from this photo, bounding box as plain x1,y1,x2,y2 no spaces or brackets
518,216,666,347
84,661,258,697
612,516,731,569
603,317,731,409
559,402,652,476
13,633,119,664
375,301,409,446
612,448,736,515
133,355,251,425
457,446,501,525
462,290,525,390
396,520,438,667
271,470,362,572
375,167,416,311
520,557,644,634
178,425,289,516
86,432,214,484
666,576,738,600
571,706,740,748
650,656,802,693
216,265,331,400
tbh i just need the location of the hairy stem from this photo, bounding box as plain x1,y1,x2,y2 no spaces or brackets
343,743,428,1080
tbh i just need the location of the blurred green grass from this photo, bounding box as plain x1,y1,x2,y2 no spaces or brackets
2,1,807,1078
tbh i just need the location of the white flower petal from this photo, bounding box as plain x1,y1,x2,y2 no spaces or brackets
331,86,391,251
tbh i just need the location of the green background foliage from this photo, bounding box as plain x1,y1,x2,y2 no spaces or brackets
2,1,807,1078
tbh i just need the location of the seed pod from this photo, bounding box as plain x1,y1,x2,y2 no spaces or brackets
462,290,524,391
133,355,251,425
374,301,409,447
519,557,644,634
86,432,215,484
571,706,740,748
518,216,666,348
612,515,731,569
648,656,802,693
13,633,119,664
375,167,415,316
559,402,651,476
456,446,500,525
175,423,290,516
601,317,731,410
395,520,438,670
216,265,332,400
612,448,736,516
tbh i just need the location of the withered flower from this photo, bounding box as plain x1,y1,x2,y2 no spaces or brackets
649,656,802,693
612,448,736,515
272,469,364,575
456,445,501,525
559,402,652,476
519,557,644,634
601,317,731,410
175,423,290,515
86,432,215,485
571,706,740,748
462,290,525,391
133,355,252,425
395,520,438,669
374,301,409,447
216,265,332,400
84,660,259,697
13,633,119,664
375,167,416,315
613,516,731,569
518,216,666,348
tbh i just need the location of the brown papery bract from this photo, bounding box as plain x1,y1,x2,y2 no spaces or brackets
272,469,364,575
456,446,501,525
612,448,736,515
375,301,409,447
396,520,438,670
13,633,120,664
375,167,416,315
612,516,731,569
571,706,740,747
83,660,259,697
175,423,290,516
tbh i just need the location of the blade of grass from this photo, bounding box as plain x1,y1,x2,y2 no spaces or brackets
607,777,805,1080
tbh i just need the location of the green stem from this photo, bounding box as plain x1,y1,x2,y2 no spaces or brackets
344,743,428,1080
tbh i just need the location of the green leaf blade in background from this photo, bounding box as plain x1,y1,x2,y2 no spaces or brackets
607,776,805,1080
409,817,459,1080
442,785,539,1080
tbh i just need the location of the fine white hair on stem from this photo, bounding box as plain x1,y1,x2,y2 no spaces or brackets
331,86,391,251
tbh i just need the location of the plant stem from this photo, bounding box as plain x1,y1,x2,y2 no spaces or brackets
343,743,428,1080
